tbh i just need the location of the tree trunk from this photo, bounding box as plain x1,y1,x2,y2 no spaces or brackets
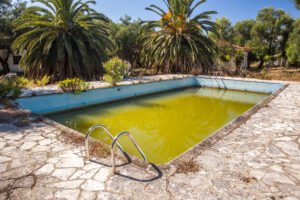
0,50,11,74
0,57,10,74
258,60,264,70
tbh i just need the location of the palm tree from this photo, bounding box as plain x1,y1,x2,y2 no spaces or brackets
12,0,112,80
140,0,217,74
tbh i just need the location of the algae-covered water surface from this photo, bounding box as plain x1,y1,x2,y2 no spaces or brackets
48,87,268,164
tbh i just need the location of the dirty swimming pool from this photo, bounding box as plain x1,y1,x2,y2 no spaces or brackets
16,77,285,164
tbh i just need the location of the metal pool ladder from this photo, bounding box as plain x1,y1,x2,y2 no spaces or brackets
213,72,226,89
85,125,147,174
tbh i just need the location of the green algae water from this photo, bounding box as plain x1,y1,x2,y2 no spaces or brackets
48,87,268,164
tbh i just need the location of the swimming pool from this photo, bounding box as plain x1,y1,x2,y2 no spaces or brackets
47,87,268,164
15,77,285,165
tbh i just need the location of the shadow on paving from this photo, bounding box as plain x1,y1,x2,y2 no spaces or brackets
90,152,162,182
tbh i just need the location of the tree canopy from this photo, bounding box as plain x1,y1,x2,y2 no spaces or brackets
108,15,143,68
286,19,300,64
0,0,26,74
234,19,255,47
249,7,293,68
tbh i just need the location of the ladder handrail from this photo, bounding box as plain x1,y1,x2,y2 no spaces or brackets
85,125,124,161
111,131,147,174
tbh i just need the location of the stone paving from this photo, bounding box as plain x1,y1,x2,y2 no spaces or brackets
0,77,300,200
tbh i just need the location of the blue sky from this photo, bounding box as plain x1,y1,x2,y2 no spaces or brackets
92,0,300,24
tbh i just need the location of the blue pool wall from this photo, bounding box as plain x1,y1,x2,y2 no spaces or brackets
16,77,285,114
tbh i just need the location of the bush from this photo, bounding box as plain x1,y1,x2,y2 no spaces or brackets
0,79,22,102
103,57,130,86
37,75,50,86
220,54,231,63
58,78,90,95
263,55,270,62
15,76,34,88
15,75,50,88
235,50,244,66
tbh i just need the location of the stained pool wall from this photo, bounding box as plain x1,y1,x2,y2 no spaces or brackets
15,77,285,114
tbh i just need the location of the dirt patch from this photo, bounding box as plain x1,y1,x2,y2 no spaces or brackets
0,105,30,126
247,67,300,81
176,160,200,173
60,130,110,159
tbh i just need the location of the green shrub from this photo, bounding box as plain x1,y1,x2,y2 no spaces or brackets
235,50,244,66
15,76,34,88
58,78,90,95
37,75,50,86
103,57,130,86
0,79,22,101
263,55,270,62
220,54,231,62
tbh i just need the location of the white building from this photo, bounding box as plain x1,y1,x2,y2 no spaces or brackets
0,49,24,72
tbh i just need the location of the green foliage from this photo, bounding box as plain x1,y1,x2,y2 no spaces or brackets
0,79,21,101
108,16,143,68
0,0,26,74
210,17,235,43
37,76,50,87
234,19,255,46
250,7,294,66
12,0,112,80
15,76,34,87
208,17,238,64
263,55,271,62
235,50,244,66
220,54,231,63
286,19,300,65
103,57,130,85
140,0,217,74
11,86,22,99
15,75,50,87
58,78,90,95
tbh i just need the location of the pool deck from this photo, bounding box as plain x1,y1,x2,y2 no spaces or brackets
0,76,300,200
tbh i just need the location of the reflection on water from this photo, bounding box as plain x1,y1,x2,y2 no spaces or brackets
48,87,268,164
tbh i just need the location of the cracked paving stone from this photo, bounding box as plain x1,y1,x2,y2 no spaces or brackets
55,189,80,200
80,191,96,200
13,175,35,188
31,145,51,152
56,157,84,168
0,163,7,173
52,168,76,180
35,163,54,175
81,179,105,191
38,139,53,145
0,155,12,163
20,142,37,150
3,134,23,140
49,180,84,189
93,167,111,182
